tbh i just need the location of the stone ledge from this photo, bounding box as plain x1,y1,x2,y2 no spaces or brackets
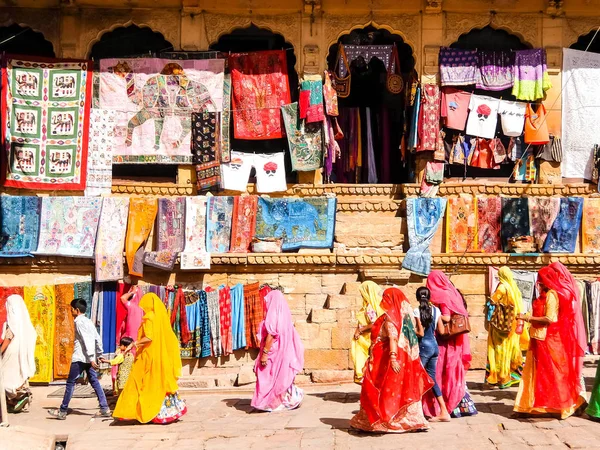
401,182,598,197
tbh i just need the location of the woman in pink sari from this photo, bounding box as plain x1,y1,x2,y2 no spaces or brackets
251,290,305,412
424,271,476,418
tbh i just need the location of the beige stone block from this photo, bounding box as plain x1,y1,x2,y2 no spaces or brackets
449,273,486,295
341,281,362,296
336,308,356,326
310,308,337,323
294,321,332,349
464,295,487,315
430,217,445,253
321,273,357,295
236,365,256,386
336,234,405,247
470,337,488,369
331,326,354,349
304,349,348,370
325,294,361,309
469,316,488,339
311,369,354,383
294,374,312,385
305,293,328,314
279,274,322,294
286,293,307,316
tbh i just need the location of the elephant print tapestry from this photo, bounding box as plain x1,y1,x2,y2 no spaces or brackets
1,57,93,190
99,58,225,164
255,197,336,250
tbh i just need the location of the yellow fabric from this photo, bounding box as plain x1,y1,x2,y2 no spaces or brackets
109,353,124,366
529,290,558,341
24,285,56,383
113,293,182,423
125,198,158,277
486,267,529,387
351,281,384,383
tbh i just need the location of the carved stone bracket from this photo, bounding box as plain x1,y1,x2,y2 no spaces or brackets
564,17,600,48
444,12,541,48
303,44,320,74
112,184,193,196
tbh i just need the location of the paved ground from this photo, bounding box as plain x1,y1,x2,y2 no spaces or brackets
4,364,600,450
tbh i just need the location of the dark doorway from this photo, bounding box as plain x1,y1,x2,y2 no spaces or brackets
0,24,54,57
570,29,600,54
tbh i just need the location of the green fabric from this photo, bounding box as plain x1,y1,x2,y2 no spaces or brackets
586,362,600,418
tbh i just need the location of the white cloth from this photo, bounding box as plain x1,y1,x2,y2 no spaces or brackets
562,48,600,180
466,94,500,139
1,295,36,394
221,151,287,193
72,314,103,364
498,100,526,137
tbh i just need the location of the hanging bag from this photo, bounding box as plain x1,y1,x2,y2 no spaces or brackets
440,313,471,339
386,44,403,95
333,44,351,98
524,103,550,145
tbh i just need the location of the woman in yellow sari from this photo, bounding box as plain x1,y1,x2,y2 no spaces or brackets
113,293,187,424
485,266,529,389
351,281,385,383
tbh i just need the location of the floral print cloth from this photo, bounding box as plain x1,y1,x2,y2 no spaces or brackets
281,102,323,171
95,197,129,282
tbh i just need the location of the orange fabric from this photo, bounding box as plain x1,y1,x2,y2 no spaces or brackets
125,198,158,277
53,284,75,379
524,103,550,145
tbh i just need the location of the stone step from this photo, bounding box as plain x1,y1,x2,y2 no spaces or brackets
341,281,362,296
325,294,361,310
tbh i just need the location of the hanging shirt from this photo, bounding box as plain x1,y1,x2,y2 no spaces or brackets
441,88,471,131
466,94,500,139
498,100,526,137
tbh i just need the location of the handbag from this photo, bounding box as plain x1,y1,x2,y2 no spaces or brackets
441,313,471,339
333,44,351,98
485,299,515,335
386,44,403,95
524,103,550,145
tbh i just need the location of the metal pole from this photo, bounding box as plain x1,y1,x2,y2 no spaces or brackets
0,351,9,426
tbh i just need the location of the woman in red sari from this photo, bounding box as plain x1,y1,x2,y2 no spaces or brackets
514,262,586,419
424,271,476,418
350,287,433,433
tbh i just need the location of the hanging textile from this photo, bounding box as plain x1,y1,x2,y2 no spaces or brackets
24,285,56,383
255,197,336,250
417,84,441,151
230,284,246,351
206,196,234,253
299,79,324,123
542,197,584,253
402,197,447,276
184,291,211,358
54,283,75,379
101,285,117,355
0,287,23,344
501,198,530,253
99,58,224,164
365,107,378,183
220,74,232,163
323,71,339,117
512,49,552,101
0,196,41,257
74,281,93,314
244,282,264,349
591,282,600,354
2,56,92,190
281,102,323,171
219,286,233,356
125,197,158,278
35,197,102,258
439,47,479,87
180,196,208,268
562,48,600,179
476,51,514,91
337,45,393,77
229,50,290,140
170,287,191,352
230,195,258,253
477,196,502,253
445,195,478,253
144,197,186,271
528,197,561,251
95,197,130,282
206,290,222,357
85,109,115,196
192,111,221,194
408,85,421,149
583,198,600,253
489,267,538,313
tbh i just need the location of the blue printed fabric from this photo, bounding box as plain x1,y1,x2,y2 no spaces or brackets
206,196,234,253
255,197,336,250
543,197,583,253
185,291,211,359
100,283,117,354
501,197,530,252
230,284,247,350
0,195,41,257
402,197,447,276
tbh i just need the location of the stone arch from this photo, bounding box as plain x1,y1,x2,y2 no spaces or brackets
0,22,55,57
564,18,600,51
450,25,532,50
85,22,175,59
569,28,600,54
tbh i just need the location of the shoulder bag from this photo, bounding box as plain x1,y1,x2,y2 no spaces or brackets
386,44,403,95
333,44,351,98
524,103,550,145
441,312,471,339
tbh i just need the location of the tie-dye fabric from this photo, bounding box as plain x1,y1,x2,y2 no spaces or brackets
477,196,502,253
501,198,530,253
528,197,561,251
583,198,600,253
543,197,584,253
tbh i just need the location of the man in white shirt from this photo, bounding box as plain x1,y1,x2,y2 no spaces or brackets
48,298,110,420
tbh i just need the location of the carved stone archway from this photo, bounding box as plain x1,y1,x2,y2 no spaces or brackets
444,12,541,48
564,18,600,49
203,13,302,71
0,10,59,55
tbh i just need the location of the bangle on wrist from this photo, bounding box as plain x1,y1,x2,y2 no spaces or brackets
262,348,270,354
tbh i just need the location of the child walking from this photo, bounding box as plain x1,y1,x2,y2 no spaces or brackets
100,336,134,396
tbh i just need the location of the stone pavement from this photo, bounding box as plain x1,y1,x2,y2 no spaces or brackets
4,366,600,450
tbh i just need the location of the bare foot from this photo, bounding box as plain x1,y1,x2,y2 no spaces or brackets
429,415,451,423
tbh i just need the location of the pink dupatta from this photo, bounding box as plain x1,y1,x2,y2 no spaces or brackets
251,291,304,411
423,270,472,416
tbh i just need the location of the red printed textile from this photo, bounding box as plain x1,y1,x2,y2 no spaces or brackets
219,286,233,355
0,286,23,345
477,196,502,253
230,195,258,253
229,51,290,140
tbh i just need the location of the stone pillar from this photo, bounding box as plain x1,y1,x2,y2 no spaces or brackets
60,7,80,58
181,8,207,51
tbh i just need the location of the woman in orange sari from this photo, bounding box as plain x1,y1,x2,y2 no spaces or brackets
514,262,586,419
350,287,433,433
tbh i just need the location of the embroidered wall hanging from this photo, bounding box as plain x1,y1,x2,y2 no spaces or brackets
0,195,41,257
206,196,234,253
95,197,130,282
281,102,323,171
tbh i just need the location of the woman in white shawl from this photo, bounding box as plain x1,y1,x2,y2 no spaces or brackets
1,295,36,412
